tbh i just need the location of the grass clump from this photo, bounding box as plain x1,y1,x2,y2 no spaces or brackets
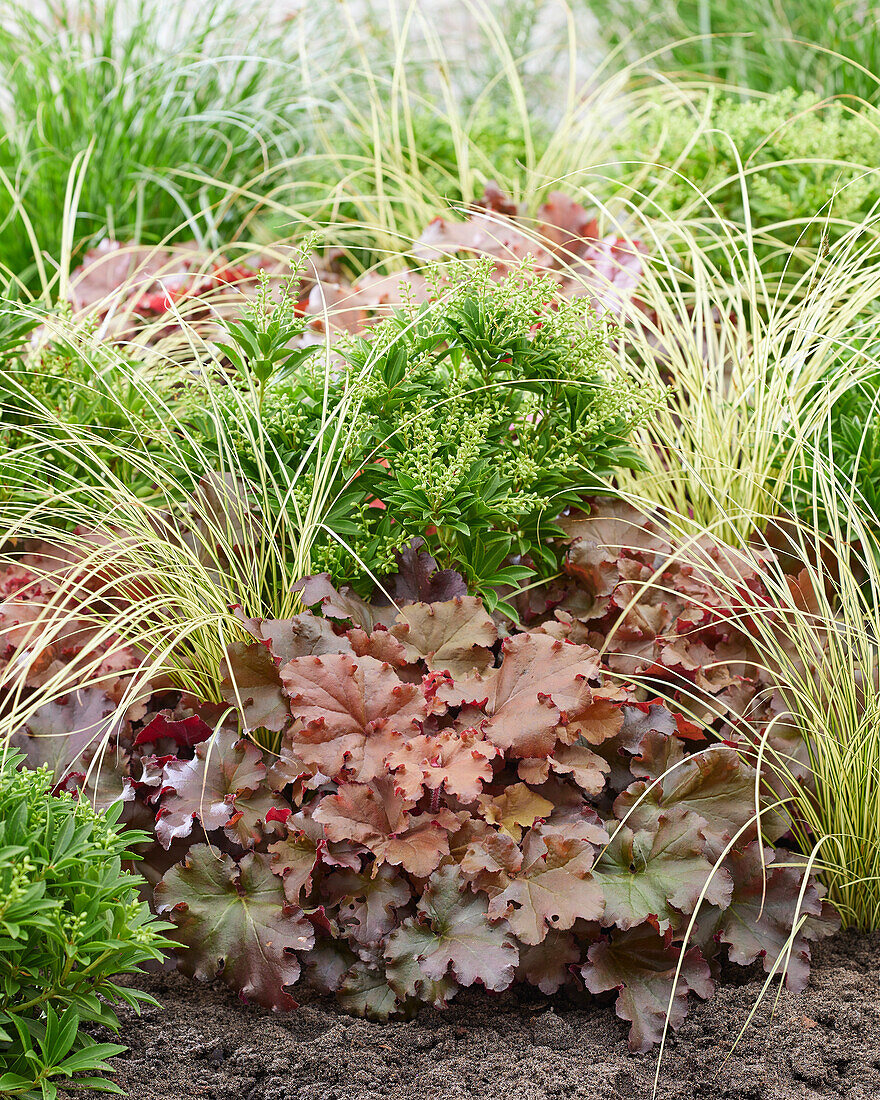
672,480,880,931
0,752,168,1099
245,1,635,268
0,0,337,293
585,0,880,102
599,200,880,543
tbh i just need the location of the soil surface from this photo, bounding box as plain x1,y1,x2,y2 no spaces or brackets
71,931,880,1100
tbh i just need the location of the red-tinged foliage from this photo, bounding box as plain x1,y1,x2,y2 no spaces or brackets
1,548,150,795
63,187,645,348
133,712,213,749
4,511,838,1047
154,846,313,1011
582,923,715,1053
135,594,837,1041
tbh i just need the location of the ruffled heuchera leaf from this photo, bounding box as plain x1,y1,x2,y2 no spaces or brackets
11,688,119,779
565,699,625,745
155,846,314,1010
709,843,840,992
288,808,364,871
313,778,457,877
239,611,353,664
558,234,647,316
517,757,551,784
613,744,783,856
458,826,523,894
280,653,426,780
592,701,682,793
155,726,265,849
346,627,409,666
304,938,357,995
555,500,768,719
385,865,518,992
224,786,289,849
336,959,405,1020
220,641,288,733
390,597,498,677
535,191,599,251
477,634,601,758
133,711,214,748
488,831,604,944
617,701,680,751
594,810,732,932
581,924,714,1052
517,929,584,994
385,924,459,1006
538,807,610,848
414,209,555,268
627,726,686,781
293,574,393,632
477,783,554,841
560,499,669,561
323,864,412,945
385,730,497,802
265,742,317,793
267,829,320,904
548,742,609,795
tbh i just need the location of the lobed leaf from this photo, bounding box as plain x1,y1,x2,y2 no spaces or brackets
385,865,519,992
155,726,265,849
582,923,714,1052
390,596,498,677
281,653,426,779
155,846,314,1011
488,831,604,944
477,633,601,758
313,777,457,877
594,809,732,932
385,729,497,802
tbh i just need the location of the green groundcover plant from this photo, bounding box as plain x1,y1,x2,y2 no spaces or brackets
0,753,168,1099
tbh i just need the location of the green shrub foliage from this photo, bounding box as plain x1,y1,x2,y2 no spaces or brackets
620,91,880,275
201,258,654,614
0,755,168,1099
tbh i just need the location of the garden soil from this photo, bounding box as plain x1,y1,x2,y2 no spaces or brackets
74,930,880,1100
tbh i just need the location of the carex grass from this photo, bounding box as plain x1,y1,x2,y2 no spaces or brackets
0,0,341,292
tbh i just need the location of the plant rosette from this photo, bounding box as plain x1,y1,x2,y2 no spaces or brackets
4,526,838,1051
137,578,833,1050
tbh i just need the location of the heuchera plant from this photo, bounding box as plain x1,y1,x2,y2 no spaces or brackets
3,527,838,1051
112,561,831,1050
527,498,814,783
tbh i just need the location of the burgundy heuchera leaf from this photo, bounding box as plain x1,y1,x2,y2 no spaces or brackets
582,923,714,1052
155,726,266,849
155,846,314,1010
280,653,426,779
